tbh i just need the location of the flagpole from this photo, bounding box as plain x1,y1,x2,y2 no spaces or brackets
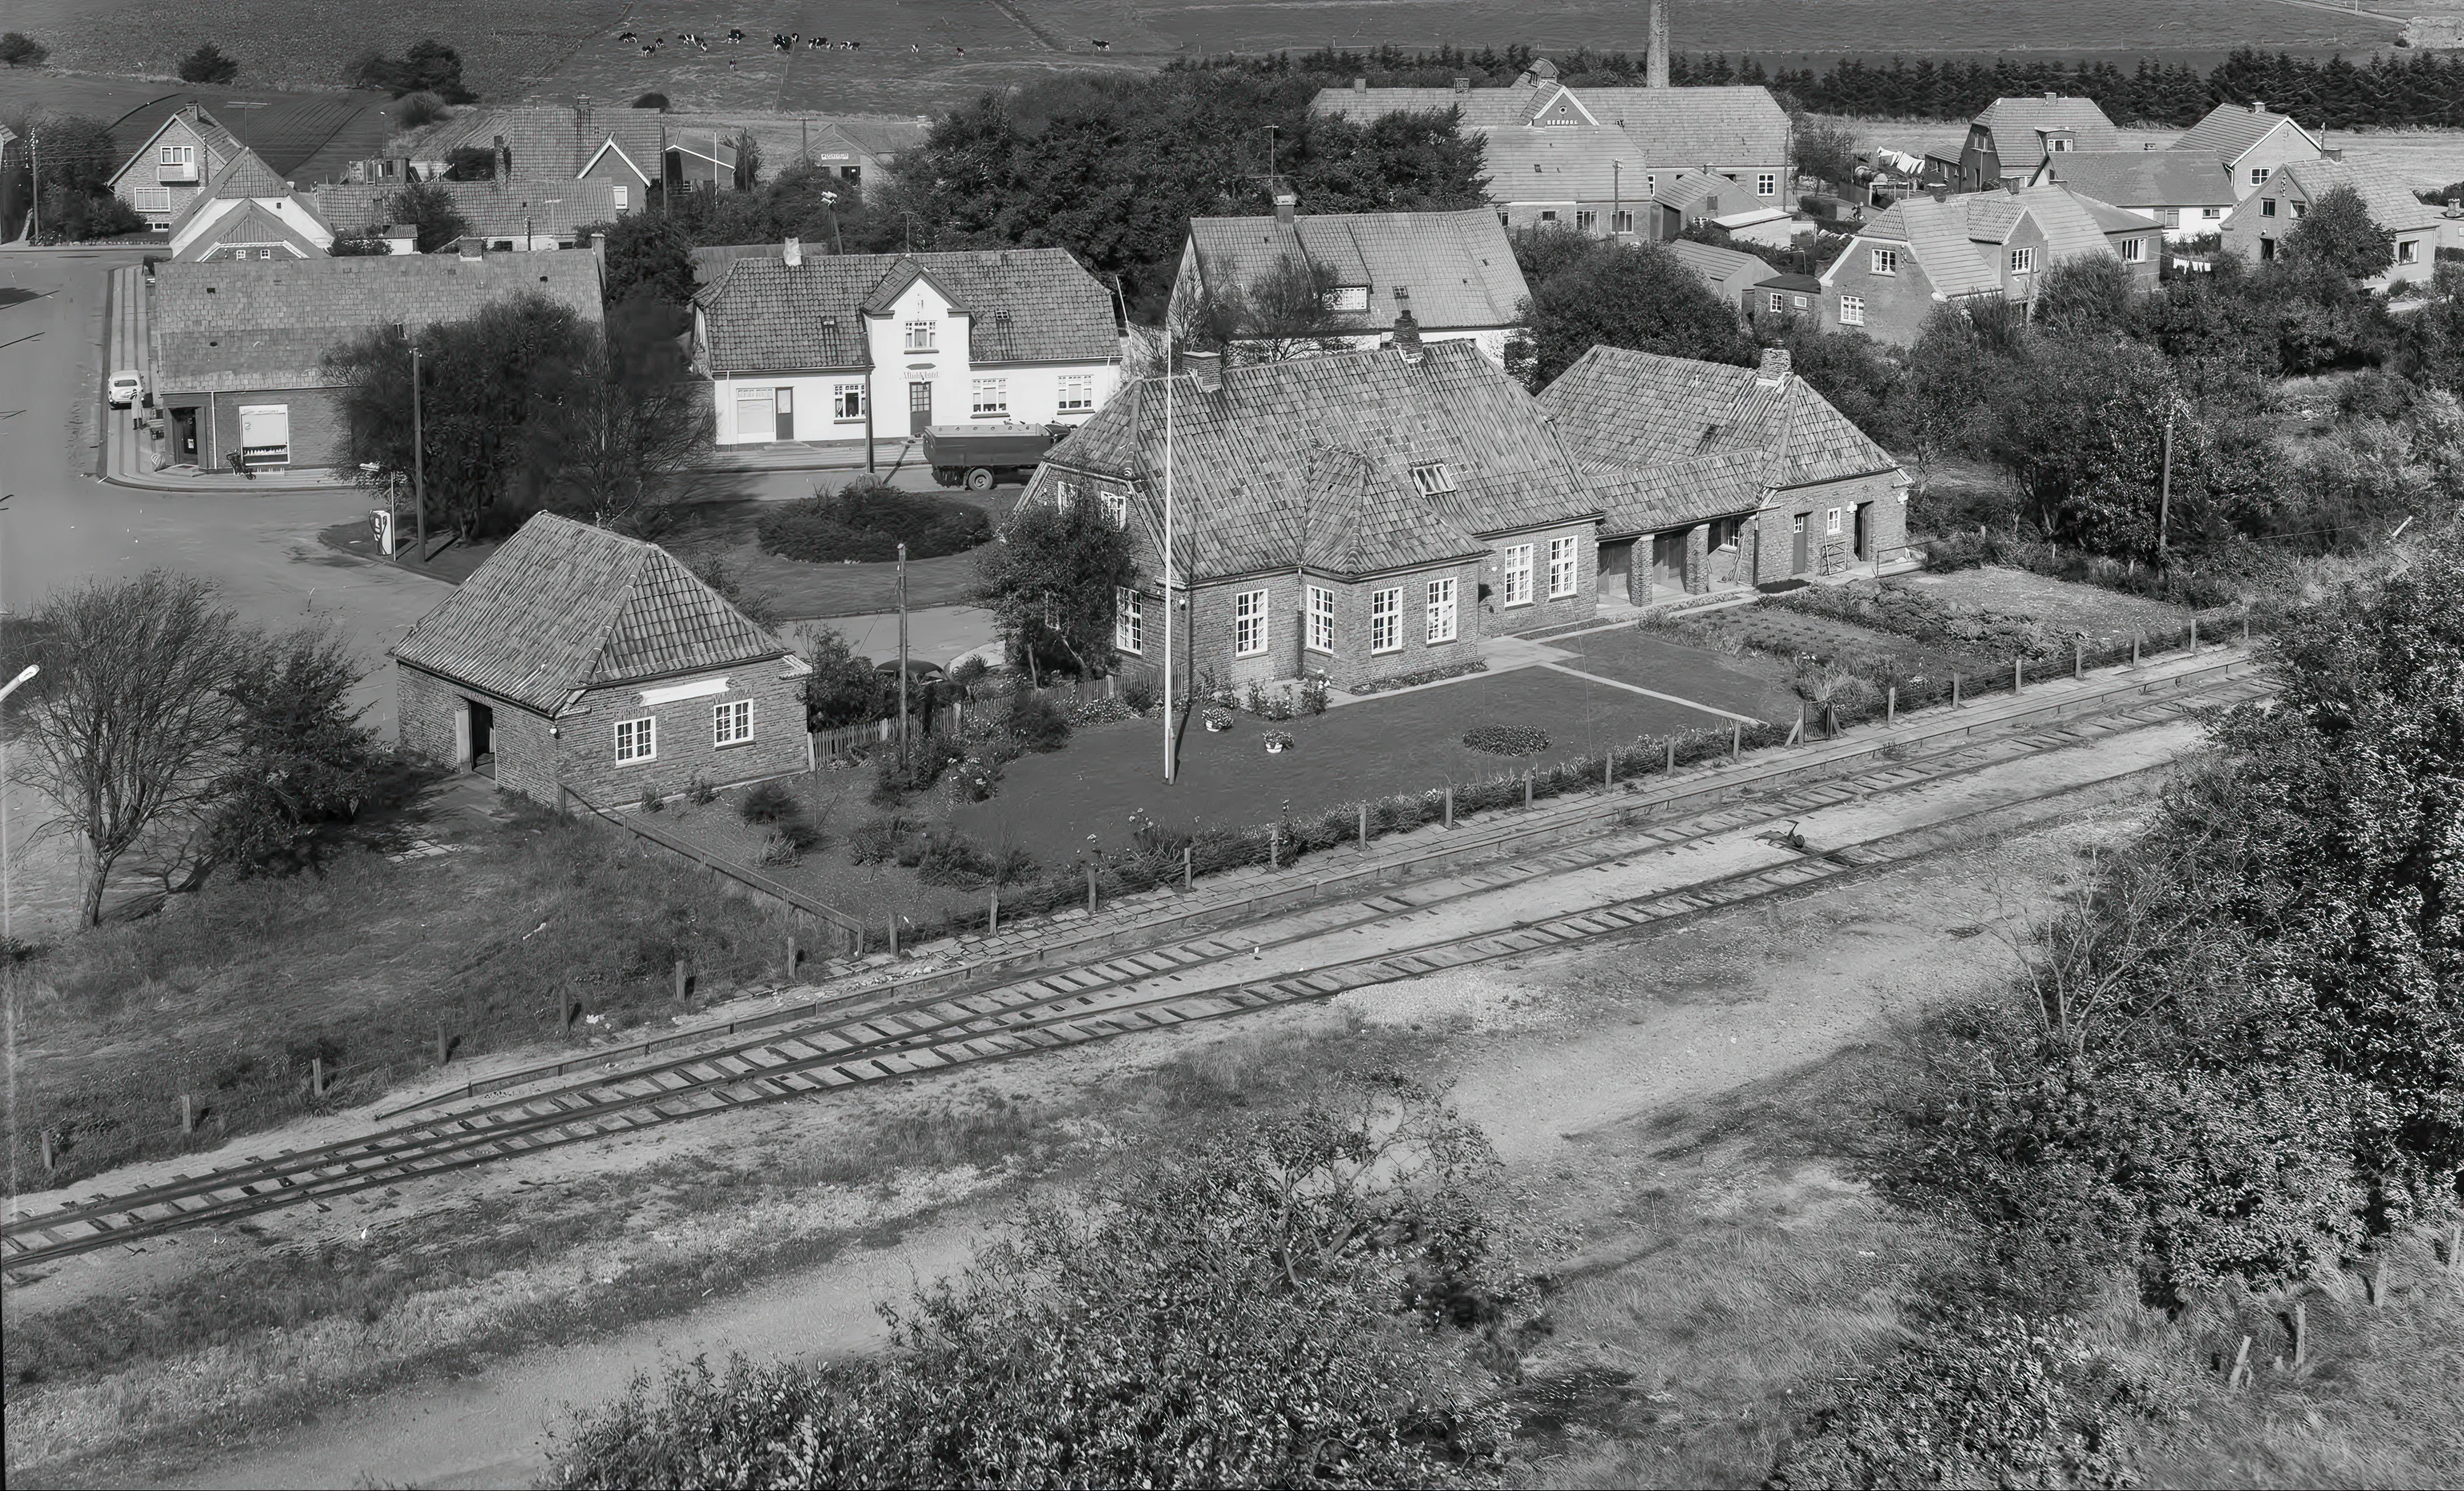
1162,338,1176,783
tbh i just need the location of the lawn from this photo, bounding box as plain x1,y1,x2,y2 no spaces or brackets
1901,564,2196,651
662,491,1013,619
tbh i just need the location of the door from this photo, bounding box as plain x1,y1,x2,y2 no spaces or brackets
1649,532,1686,595
1853,501,1873,561
170,406,198,461
774,386,794,442
908,380,933,432
469,701,495,775
1792,513,1809,573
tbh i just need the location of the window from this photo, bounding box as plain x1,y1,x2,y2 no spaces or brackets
1497,209,1509,226
1575,209,1597,232
2399,238,2421,265
1645,174,1656,195
733,386,772,440
1757,172,1777,196
712,699,752,746
1539,209,1559,222
1549,535,1579,598
2050,137,2072,152
614,716,656,762
1838,295,1865,326
1826,507,1844,535
1053,479,1078,513
1871,247,1899,275
2290,201,2306,218
1056,372,1096,412
160,144,193,164
2261,197,2278,218
2009,247,2036,274
2162,208,2182,228
1501,543,1533,606
1101,491,1128,529
1768,292,1786,314
1408,461,1456,496
2200,206,2224,221
2249,165,2271,186
1425,577,1458,644
1114,587,1143,653
904,320,936,351
970,378,1008,418
1306,585,1336,653
1369,587,1402,653
1793,294,1809,309
2119,236,2146,263
840,164,862,184
1325,285,1370,312
1612,209,1633,234
134,185,172,213
1234,588,1269,656
832,382,865,421
613,182,629,210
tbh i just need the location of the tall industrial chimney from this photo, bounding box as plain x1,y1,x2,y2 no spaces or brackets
1648,0,1671,89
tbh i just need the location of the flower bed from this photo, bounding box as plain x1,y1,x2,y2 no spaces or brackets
1346,659,1489,697
756,481,991,564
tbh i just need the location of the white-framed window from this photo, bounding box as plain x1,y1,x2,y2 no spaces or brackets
134,185,172,212
904,320,936,351
1100,491,1128,529
970,378,1008,418
1408,461,1456,496
733,386,774,441
1826,507,1844,535
1425,577,1458,644
2290,200,2308,218
1051,479,1079,513
1539,208,1558,222
2250,165,2271,186
1326,285,1369,312
1838,295,1865,326
2119,236,2146,263
1114,587,1143,653
1306,585,1336,653
1612,209,1634,233
1234,588,1269,656
2261,198,2278,218
2163,208,2182,228
1768,291,1786,313
2050,137,2073,152
614,716,656,762
1793,294,1808,309
1575,209,1597,232
2399,238,2421,265
1758,172,1776,196
2201,206,2223,220
160,144,193,165
2009,247,2036,274
1549,535,1579,598
613,182,630,210
1501,543,1533,606
1369,586,1402,653
1871,247,1899,276
1056,372,1095,412
712,699,752,746
832,382,865,421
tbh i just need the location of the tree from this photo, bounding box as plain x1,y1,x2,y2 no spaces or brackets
589,212,697,307
2032,256,2138,338
802,628,894,729
389,180,468,254
1772,320,1902,447
328,233,391,256
203,624,387,876
0,32,49,67
529,298,710,532
2282,184,2393,284
1507,223,1605,284
631,91,670,111
1791,112,1859,192
176,42,238,85
1282,108,1487,213
1182,251,1348,362
347,39,475,103
975,494,1138,681
16,573,247,925
1521,240,1756,386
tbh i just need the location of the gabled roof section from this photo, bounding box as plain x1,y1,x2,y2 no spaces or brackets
2172,102,2320,164
1855,196,2005,297
2275,157,2445,234
1297,447,1488,574
1312,83,1789,164
391,513,791,713
1654,170,1731,211
164,148,294,235
1474,127,1650,206
1664,237,1766,290
1973,95,2122,157
2029,150,2238,208
1524,83,1600,127
1184,208,1529,333
579,135,656,184
696,246,1117,374
110,103,260,189
857,256,975,315
172,198,327,260
2014,184,2140,259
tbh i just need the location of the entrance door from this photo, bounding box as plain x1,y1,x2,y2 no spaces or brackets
1649,532,1686,595
774,386,795,442
169,406,199,462
1853,501,1873,561
908,380,933,432
1792,513,1810,573
1597,537,1632,597
469,701,495,776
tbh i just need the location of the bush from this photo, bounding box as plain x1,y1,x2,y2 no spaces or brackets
756,480,991,563
868,735,965,803
738,780,800,824
395,90,448,128
1002,689,1071,752
177,41,239,84
631,91,670,111
348,39,476,101
913,826,1033,888
0,32,49,67
848,814,923,865
1463,725,1549,756
1120,675,1155,714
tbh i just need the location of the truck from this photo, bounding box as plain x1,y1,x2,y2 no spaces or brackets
922,422,1059,491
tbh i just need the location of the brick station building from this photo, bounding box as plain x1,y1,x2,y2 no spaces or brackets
391,513,811,806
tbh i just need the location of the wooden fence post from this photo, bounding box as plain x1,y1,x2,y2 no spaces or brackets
2369,1252,2387,1308
2013,657,2024,694
988,885,999,934
2189,616,2199,653
312,1056,326,1095
1730,721,1740,760
1886,685,1896,725
1952,672,1962,707
1086,859,1097,914
1442,785,1453,830
1523,770,1533,810
785,934,798,981
2226,1335,2252,1389
1183,844,1193,890
672,958,688,1006
435,1024,449,1065
1665,737,1676,775
1798,701,1808,741
2073,637,2083,681
2241,612,2250,647
1604,748,1614,788
2291,1301,2308,1368
181,1093,194,1133
1269,826,1280,870
41,1129,55,1172
1357,802,1369,846
2131,635,2140,669
888,916,899,957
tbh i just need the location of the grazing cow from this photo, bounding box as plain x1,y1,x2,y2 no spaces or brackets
728,27,744,43
1091,38,1110,51
617,29,636,41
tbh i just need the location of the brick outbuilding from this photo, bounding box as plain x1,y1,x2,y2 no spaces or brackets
391,513,812,808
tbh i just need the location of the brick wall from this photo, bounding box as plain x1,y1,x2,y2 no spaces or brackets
1824,246,1953,348
1164,560,1488,698
554,661,810,809
182,386,351,470
1481,524,1596,635
1750,474,1907,582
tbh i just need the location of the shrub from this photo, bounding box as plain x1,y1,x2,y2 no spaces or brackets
869,735,965,802
1298,674,1330,715
1463,725,1549,756
1003,689,1071,752
396,91,449,128
0,32,50,67
177,41,239,84
347,39,476,102
738,780,800,824
948,654,989,686
756,480,991,563
911,827,1031,888
848,814,923,865
685,774,717,806
631,91,670,111
1120,675,1154,714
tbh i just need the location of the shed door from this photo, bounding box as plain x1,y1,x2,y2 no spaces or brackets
774,386,795,442
1792,513,1810,573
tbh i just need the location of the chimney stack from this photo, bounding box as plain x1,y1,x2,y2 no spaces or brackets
1393,309,1424,365
1757,348,1792,386
1453,76,1469,94
494,133,511,178
2250,100,2266,114
783,235,803,266
1647,0,1670,88
577,93,593,140
1273,190,1297,223
1352,76,1366,93
1178,348,1223,393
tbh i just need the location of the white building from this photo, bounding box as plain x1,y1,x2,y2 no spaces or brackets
691,242,1124,446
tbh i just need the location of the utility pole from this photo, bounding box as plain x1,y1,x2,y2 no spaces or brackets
1612,159,1621,234
2156,401,2174,569
1163,340,1176,782
897,541,910,771
410,338,425,561
0,492,25,947
1265,124,1278,196
28,121,39,242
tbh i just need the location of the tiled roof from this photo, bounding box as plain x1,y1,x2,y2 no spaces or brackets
398,104,666,184
174,198,327,259
2030,151,2238,208
1313,83,1789,165
2014,184,2146,259
2274,157,2445,234
153,251,605,393
164,149,294,236
1663,238,1766,293
110,103,265,190
696,247,1117,374
308,178,620,239
391,512,790,713
1857,196,2009,297
1184,208,1529,333
2172,103,2314,164
1033,340,1597,584
1538,346,1901,533
1473,127,1651,204
1973,96,2122,157
1653,170,1732,210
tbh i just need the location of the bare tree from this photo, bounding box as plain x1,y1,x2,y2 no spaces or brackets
1188,252,1350,364
537,319,712,533
16,573,246,925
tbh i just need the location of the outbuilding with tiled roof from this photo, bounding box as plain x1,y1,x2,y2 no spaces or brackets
393,512,812,806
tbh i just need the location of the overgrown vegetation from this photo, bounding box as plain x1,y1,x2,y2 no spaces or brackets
347,38,475,101
755,479,991,563
975,491,1138,683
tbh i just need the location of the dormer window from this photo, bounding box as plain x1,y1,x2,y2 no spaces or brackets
2049,137,2072,152
1408,461,1456,497
1325,285,1369,312
1871,248,1899,276
2009,247,2037,274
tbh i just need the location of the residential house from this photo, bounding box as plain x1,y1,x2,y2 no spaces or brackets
1662,237,1769,312
1168,198,1531,366
1954,95,2122,192
2025,150,2238,240
107,103,282,232
1,125,25,242
146,240,605,471
1541,347,1909,603
2170,101,2325,200
1752,271,1824,323
1018,336,1604,695
365,97,668,212
307,178,620,251
691,241,1122,447
1816,184,2160,346
1474,123,1652,234
392,511,812,806
2222,158,2447,290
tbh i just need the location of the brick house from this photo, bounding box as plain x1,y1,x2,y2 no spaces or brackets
1953,95,2122,192
2025,151,2238,241
107,103,282,232
1168,198,1531,366
1539,346,1909,603
392,512,812,806
148,241,604,471
2170,101,2325,201
1015,335,1602,697
2222,157,2449,292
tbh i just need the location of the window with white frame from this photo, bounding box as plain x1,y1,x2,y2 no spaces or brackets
2290,200,2307,218
614,716,656,762
1325,285,1370,312
1114,587,1143,653
1575,209,1597,232
970,378,1008,418
1539,208,1558,222
1768,291,1786,314
2201,206,2223,220
1612,209,1634,233
1425,577,1457,644
613,182,630,210
1306,585,1336,653
1056,372,1095,412
1871,247,1899,276
712,699,752,746
1408,461,1456,497
1501,543,1533,606
1826,507,1844,535
160,144,193,165
2119,236,2146,263
2050,137,2073,152
2261,197,2278,217
2250,165,2271,186
732,386,773,440
134,186,171,212
1234,588,1269,656
1838,295,1865,326
1369,587,1402,653
904,320,936,351
1052,479,1079,513
1793,294,1809,309
2163,207,2182,228
1100,491,1127,529
2399,238,2421,265
832,382,865,420
2009,247,2036,274
1549,535,1579,598
1757,172,1776,196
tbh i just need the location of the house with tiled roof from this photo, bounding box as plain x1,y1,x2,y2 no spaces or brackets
690,240,1122,446
1017,336,1603,693
2170,101,2324,200
1540,346,1909,601
393,512,812,804
161,150,336,260
1167,198,1531,366
358,97,666,214
108,103,283,232
2222,158,2449,291
1955,95,2122,192
2025,150,2238,240
147,242,604,471
1314,61,1791,236
1662,238,1768,312
1816,184,2159,346
308,178,621,252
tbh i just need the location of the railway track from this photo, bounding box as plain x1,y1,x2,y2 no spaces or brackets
1,671,2266,1279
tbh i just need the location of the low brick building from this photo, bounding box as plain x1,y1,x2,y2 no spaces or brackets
391,513,812,808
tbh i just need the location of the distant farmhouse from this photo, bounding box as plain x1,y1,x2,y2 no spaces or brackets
2222,158,2453,291
1953,95,2122,192
2171,101,2326,200
1818,184,2160,346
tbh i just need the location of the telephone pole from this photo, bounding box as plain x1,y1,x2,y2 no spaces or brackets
411,339,426,560
2155,402,2174,569
1162,342,1177,782
896,541,910,770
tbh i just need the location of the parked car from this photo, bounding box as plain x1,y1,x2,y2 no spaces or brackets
923,422,1059,491
107,370,145,408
